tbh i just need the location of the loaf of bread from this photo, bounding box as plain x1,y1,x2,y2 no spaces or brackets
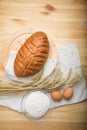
14,31,49,77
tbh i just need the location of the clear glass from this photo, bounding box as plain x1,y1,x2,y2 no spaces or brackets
21,90,52,122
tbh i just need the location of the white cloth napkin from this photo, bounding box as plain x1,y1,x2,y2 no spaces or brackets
0,44,87,113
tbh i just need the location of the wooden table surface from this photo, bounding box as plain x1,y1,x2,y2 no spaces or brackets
0,0,87,130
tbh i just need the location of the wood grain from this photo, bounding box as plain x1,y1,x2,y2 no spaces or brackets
0,0,87,130
0,122,87,130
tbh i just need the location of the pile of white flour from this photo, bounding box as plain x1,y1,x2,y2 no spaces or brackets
24,91,50,118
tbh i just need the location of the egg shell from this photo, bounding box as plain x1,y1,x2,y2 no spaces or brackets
63,87,74,99
51,90,63,101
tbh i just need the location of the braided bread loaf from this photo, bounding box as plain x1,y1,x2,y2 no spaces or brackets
14,31,49,77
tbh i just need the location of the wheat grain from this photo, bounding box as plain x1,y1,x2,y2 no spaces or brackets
0,67,82,92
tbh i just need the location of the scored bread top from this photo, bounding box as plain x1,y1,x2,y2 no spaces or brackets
14,31,49,77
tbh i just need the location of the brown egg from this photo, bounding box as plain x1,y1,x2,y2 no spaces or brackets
51,90,63,101
63,87,74,99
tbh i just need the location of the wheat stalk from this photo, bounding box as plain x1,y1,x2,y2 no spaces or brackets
0,67,82,92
